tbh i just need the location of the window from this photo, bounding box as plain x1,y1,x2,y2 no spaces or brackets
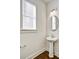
21,0,36,30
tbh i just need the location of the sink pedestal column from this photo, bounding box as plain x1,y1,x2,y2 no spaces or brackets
49,41,54,58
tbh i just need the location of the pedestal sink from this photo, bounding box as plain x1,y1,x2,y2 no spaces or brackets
46,36,58,58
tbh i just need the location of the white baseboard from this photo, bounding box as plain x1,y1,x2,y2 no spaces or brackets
25,48,47,59
55,53,59,57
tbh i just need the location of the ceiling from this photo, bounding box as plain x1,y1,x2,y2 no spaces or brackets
43,0,52,3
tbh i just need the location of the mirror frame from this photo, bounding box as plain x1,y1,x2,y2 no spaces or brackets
51,16,59,31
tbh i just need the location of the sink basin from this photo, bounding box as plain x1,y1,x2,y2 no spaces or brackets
46,36,58,42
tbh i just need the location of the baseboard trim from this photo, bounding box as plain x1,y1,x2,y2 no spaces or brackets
25,48,47,59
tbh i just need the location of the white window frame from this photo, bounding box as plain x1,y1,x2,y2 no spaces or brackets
21,0,37,31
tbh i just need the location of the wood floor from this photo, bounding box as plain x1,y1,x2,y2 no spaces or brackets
34,51,59,59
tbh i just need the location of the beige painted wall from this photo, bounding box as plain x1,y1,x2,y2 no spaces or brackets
20,0,47,59
46,0,59,57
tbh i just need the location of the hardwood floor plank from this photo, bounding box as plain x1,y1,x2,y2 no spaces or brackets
34,51,59,59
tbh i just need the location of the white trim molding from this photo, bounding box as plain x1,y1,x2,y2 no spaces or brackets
25,48,47,59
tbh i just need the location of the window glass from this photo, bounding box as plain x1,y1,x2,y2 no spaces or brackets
22,0,36,30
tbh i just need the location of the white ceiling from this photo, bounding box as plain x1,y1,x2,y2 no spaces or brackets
43,0,52,3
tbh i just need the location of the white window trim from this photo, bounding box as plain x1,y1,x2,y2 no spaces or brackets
20,0,37,31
